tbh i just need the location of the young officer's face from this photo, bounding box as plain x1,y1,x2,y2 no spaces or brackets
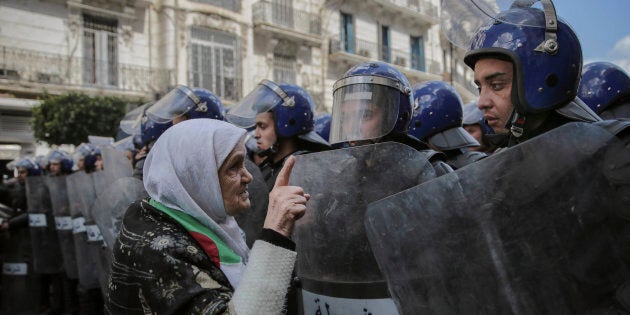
254,112,277,151
474,58,515,134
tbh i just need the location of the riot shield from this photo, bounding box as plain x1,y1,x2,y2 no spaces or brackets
26,176,63,274
66,172,100,289
101,147,133,187
91,177,147,249
234,159,270,248
290,142,436,314
47,175,78,279
366,123,630,314
1,225,43,314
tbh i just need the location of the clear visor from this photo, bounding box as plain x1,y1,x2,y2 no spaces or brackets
441,0,548,49
330,82,400,144
146,86,200,124
226,83,284,128
119,102,152,135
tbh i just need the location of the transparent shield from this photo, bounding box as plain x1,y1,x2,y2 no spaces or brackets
46,175,78,279
330,83,400,144
91,177,147,248
101,147,133,187
26,176,63,274
366,122,629,314
290,142,435,306
226,84,282,129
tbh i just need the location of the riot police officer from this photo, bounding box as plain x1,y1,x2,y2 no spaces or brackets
364,1,630,312
227,80,330,189
1,157,47,314
409,81,486,169
330,61,454,175
448,0,602,147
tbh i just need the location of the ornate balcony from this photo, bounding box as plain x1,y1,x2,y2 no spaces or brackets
252,1,322,46
359,0,438,28
0,46,174,98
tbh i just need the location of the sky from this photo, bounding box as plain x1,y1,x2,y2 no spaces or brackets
551,0,630,72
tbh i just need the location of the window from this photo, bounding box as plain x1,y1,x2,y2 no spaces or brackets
190,27,239,101
83,15,118,86
381,25,391,63
410,36,425,71
190,0,240,12
273,53,297,84
272,0,294,28
340,12,354,54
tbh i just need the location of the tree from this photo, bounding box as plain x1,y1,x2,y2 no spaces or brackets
31,92,139,146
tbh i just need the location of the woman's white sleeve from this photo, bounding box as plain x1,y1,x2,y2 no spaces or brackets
231,240,297,314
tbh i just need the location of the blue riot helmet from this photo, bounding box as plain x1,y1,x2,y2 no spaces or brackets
140,114,173,149
226,80,328,146
83,146,102,173
314,113,332,142
73,142,97,170
579,61,630,119
409,81,479,150
146,85,224,124
14,157,42,176
463,101,495,136
443,0,584,137
132,134,143,150
46,149,74,175
329,61,413,146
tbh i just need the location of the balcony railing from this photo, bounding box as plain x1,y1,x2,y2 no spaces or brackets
372,0,438,24
404,0,438,18
330,36,441,76
252,1,322,36
0,46,174,95
190,0,241,12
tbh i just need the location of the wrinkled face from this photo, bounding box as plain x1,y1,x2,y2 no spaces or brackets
219,141,253,216
474,58,514,134
49,162,61,176
254,112,277,151
464,124,483,151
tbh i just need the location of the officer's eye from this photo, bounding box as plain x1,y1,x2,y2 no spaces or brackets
362,110,374,120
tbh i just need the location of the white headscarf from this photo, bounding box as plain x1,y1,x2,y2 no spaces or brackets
143,119,250,263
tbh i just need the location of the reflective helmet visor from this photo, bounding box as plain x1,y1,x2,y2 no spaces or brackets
330,77,401,144
226,81,284,129
146,86,200,124
441,0,548,49
119,102,152,135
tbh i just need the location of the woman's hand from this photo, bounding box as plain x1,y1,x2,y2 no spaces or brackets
264,156,310,238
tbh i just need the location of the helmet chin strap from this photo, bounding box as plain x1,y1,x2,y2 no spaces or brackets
258,138,279,158
508,110,526,138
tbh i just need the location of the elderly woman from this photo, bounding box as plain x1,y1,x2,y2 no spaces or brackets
106,119,309,314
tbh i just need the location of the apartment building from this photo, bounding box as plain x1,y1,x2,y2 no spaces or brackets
0,0,475,162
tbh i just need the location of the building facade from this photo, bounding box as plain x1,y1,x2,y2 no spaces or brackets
0,0,476,158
